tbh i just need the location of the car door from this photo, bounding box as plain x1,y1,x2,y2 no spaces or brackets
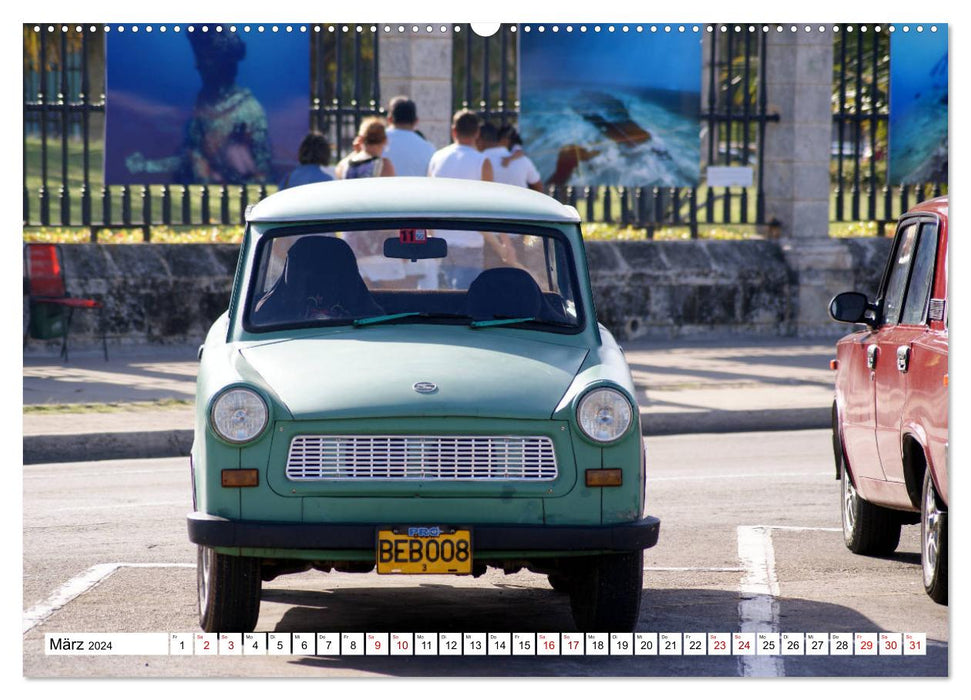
904,214,948,506
874,218,940,484
837,327,883,482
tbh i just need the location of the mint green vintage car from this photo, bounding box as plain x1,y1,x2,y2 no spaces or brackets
188,177,659,633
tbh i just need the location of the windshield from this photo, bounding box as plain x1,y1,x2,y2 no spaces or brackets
244,223,583,333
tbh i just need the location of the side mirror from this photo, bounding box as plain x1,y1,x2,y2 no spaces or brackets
829,291,874,326
383,235,447,260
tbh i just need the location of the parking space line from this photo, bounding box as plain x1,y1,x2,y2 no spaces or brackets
735,525,843,677
646,567,745,572
737,526,783,677
52,500,187,513
23,562,193,634
23,468,186,479
649,471,830,482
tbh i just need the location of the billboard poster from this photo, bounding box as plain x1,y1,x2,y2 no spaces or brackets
888,26,948,184
519,26,702,188
105,24,309,186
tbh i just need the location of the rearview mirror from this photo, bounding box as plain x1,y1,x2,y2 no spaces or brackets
829,291,873,325
384,235,447,260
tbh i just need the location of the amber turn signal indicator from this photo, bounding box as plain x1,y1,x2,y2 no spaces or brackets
944,374,948,387
222,469,259,488
830,359,839,370
585,468,623,487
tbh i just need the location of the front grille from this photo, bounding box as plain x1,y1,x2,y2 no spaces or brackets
286,435,558,481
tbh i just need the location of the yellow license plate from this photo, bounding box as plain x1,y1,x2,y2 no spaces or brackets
376,527,472,574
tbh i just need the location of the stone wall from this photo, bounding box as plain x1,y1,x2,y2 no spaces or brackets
588,240,796,339
30,244,240,346
24,238,893,349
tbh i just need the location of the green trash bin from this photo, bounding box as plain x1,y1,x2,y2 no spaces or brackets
28,301,69,340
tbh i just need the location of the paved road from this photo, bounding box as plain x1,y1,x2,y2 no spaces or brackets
23,430,947,677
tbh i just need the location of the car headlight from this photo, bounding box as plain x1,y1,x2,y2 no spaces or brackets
210,388,269,444
576,387,633,443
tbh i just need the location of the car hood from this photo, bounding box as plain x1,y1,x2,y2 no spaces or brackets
239,328,589,421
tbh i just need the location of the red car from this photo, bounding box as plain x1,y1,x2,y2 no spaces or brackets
829,196,948,604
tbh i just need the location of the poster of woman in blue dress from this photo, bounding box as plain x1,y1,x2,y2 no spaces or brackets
889,26,947,184
105,24,308,185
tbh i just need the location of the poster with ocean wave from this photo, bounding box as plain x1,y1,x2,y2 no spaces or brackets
889,26,948,184
519,27,702,188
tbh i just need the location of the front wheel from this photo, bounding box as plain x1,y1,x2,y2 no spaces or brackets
568,551,644,632
840,458,901,555
921,470,948,605
197,546,263,632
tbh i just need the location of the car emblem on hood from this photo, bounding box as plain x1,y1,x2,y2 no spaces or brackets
413,381,438,394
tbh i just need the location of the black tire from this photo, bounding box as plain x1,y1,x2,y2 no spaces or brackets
197,546,262,633
840,455,901,555
568,551,644,632
921,469,948,605
547,573,572,594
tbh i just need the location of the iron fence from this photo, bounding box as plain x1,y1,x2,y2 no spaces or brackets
453,23,778,237
831,24,945,230
23,23,947,239
23,23,381,239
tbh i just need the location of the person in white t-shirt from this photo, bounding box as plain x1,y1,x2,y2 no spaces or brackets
427,110,495,289
427,110,494,181
383,96,436,177
478,122,543,192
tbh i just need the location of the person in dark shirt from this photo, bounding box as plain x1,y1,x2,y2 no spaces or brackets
279,132,334,189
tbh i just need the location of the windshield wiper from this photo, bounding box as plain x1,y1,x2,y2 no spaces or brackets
353,312,422,327
354,312,472,327
469,316,579,329
469,316,536,328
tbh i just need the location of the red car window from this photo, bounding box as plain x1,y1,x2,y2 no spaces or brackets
881,222,918,325
900,222,940,325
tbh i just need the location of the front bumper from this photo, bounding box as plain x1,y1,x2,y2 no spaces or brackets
187,512,660,553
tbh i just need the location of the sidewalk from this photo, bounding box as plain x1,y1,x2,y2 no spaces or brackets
23,337,840,464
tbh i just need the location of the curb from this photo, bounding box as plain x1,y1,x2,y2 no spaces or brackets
23,408,832,464
640,407,831,436
23,430,193,465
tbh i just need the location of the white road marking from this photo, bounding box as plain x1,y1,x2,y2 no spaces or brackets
737,526,783,677
23,563,194,634
646,567,745,572
649,472,829,482
51,500,187,513
23,468,186,479
735,525,843,677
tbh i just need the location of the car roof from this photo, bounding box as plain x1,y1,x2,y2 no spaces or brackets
907,195,948,220
247,177,582,225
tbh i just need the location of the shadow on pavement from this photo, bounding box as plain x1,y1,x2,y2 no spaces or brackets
257,585,946,677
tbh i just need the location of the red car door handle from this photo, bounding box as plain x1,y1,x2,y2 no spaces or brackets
896,345,910,373
867,344,878,370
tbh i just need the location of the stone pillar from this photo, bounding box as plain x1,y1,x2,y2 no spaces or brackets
762,28,833,240
378,29,454,150
763,28,846,335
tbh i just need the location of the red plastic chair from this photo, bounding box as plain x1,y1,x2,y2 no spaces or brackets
24,243,107,361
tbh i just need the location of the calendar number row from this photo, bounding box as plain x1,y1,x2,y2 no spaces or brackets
46,632,927,656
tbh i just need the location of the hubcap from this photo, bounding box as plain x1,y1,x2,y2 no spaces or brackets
922,478,942,587
197,546,211,615
842,470,857,541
